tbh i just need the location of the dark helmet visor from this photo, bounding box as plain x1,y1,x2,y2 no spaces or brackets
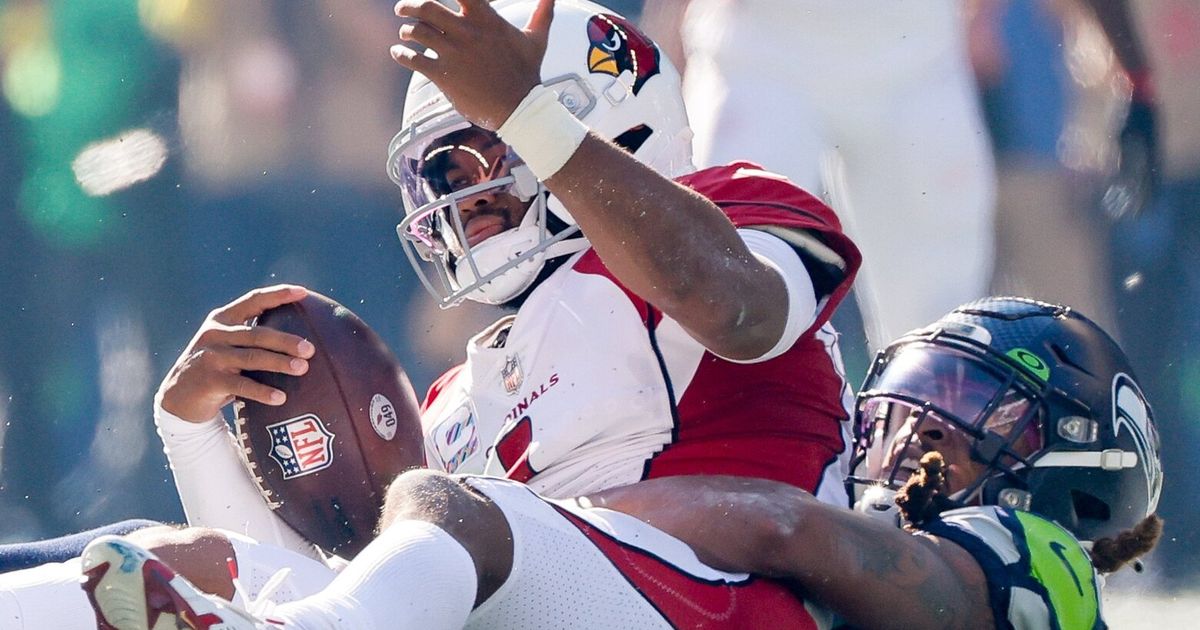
854,343,1044,493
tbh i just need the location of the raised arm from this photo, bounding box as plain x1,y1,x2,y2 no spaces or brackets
590,476,994,630
390,0,789,361
546,135,789,359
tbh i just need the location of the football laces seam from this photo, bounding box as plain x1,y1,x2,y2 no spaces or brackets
233,401,284,510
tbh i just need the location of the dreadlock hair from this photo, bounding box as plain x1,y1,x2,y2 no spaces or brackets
895,451,955,528
896,452,1164,575
1089,514,1163,574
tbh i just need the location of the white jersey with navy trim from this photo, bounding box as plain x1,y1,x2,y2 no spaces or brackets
918,506,1107,630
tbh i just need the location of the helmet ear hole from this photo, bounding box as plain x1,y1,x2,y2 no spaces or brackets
1050,343,1093,376
613,124,653,153
1071,489,1111,522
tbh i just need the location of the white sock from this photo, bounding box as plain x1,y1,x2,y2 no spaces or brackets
0,558,95,630
273,521,477,630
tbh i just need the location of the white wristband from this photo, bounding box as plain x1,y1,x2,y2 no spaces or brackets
496,84,589,181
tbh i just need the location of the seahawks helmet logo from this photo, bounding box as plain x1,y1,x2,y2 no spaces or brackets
1112,374,1162,512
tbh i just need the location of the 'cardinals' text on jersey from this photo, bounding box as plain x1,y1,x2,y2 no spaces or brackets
422,163,862,501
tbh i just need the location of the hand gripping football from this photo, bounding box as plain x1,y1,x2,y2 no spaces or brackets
234,292,425,556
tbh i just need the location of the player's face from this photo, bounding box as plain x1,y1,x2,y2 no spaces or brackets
875,399,1035,494
859,345,1043,496
420,127,533,247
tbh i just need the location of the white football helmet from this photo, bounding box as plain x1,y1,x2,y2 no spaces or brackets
387,0,694,307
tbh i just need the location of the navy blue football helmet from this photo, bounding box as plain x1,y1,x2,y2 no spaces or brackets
849,297,1162,541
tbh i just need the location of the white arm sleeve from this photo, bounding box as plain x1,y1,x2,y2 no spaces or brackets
155,401,322,561
716,228,818,364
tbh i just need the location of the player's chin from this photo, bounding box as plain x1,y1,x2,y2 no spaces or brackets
891,467,915,485
465,217,510,246
941,464,977,497
884,450,923,485
469,228,506,247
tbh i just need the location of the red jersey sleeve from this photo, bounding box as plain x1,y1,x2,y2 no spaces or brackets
420,363,466,414
676,162,862,333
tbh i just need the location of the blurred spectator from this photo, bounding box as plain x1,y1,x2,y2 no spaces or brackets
970,0,1123,331
0,0,188,540
161,0,493,385
658,0,996,361
0,0,468,544
1105,0,1200,590
971,0,1199,592
167,1,402,189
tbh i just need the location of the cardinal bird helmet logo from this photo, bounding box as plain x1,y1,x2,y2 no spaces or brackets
585,13,661,96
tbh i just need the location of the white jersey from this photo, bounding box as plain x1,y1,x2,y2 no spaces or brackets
421,164,860,501
421,241,848,499
916,506,1107,630
421,250,687,498
461,476,823,629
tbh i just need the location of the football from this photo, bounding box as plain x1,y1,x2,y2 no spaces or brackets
234,292,425,556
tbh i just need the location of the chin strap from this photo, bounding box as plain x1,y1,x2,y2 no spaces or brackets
542,232,591,260
855,485,901,527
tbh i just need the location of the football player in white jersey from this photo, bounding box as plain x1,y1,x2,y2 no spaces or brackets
593,297,1164,629
143,0,861,526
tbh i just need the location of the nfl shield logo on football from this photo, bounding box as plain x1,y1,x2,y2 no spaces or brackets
501,354,523,395
266,414,336,480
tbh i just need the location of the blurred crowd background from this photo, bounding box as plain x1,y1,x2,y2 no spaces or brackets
0,0,1197,607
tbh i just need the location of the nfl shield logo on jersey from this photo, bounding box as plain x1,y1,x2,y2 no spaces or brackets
266,414,336,479
502,354,524,395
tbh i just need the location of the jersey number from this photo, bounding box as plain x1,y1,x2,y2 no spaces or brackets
495,416,537,482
